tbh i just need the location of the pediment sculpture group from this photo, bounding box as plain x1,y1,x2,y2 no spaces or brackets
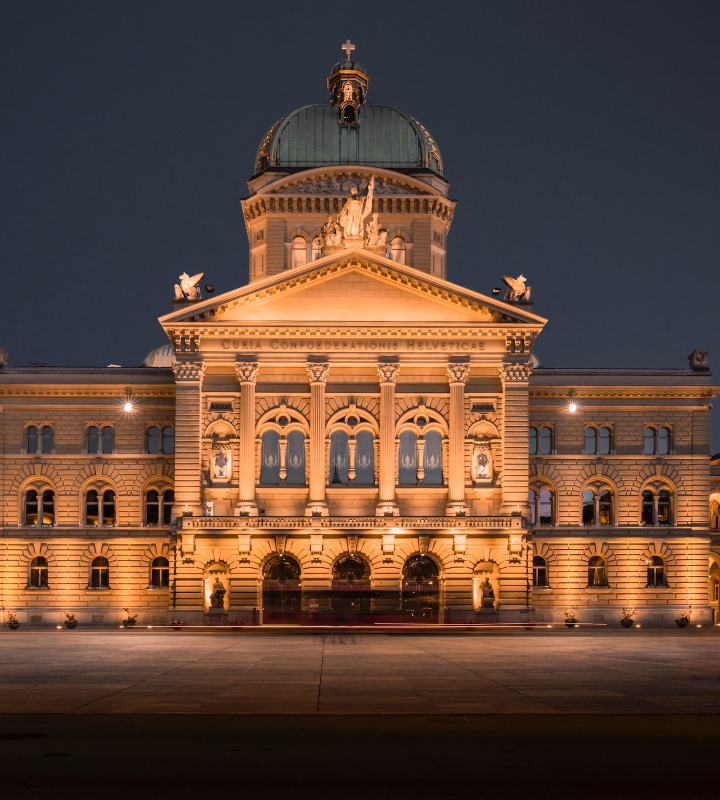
320,176,388,249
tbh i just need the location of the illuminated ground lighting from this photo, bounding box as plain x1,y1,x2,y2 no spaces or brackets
56,625,62,629
696,624,702,628
636,624,641,628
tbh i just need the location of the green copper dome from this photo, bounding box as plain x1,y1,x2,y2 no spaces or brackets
254,104,443,176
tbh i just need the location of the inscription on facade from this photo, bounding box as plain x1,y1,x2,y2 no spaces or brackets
220,339,485,352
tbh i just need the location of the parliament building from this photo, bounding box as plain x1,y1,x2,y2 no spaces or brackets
2,48,719,628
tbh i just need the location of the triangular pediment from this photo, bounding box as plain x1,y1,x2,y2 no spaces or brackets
159,250,546,329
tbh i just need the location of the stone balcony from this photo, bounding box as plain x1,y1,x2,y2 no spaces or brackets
179,515,519,531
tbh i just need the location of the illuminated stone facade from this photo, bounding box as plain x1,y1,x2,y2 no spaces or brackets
1,53,718,628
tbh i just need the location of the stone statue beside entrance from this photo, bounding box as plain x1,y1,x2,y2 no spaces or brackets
209,578,226,609
480,577,495,608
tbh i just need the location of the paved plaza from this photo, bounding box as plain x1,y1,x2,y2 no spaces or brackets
1,627,720,715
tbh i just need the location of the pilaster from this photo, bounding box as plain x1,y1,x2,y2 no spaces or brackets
171,361,206,518
499,362,533,516
446,362,470,515
235,362,259,515
306,362,329,516
376,362,400,516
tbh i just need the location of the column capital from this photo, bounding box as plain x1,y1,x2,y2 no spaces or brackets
306,362,330,384
446,362,470,385
498,362,533,384
172,361,205,382
377,363,400,384
235,362,259,384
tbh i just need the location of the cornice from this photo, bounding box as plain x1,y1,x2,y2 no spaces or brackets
0,388,175,397
529,388,718,399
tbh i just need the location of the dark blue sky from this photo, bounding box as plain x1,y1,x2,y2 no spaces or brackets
2,1,719,449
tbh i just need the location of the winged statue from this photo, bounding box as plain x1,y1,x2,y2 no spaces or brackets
502,274,531,302
174,272,204,301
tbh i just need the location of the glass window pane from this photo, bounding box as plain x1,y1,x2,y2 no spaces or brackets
102,426,114,454
598,489,612,525
25,489,38,526
41,426,53,454
528,489,536,525
398,431,417,484
261,430,281,484
582,489,595,526
147,427,160,454
539,488,553,526
286,431,306,485
644,427,656,455
87,426,100,454
539,427,552,455
162,426,175,454
528,427,538,455
355,430,374,484
146,490,159,526
102,489,116,526
641,490,654,526
163,489,174,525
86,490,99,527
329,431,349,484
423,431,443,485
599,427,611,455
27,426,38,453
42,489,54,526
658,427,670,454
585,428,596,455
657,490,671,525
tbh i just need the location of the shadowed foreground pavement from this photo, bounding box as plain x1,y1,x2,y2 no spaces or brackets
2,628,719,799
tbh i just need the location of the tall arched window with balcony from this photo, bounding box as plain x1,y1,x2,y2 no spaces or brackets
528,487,553,526
398,431,417,484
329,431,349,484
286,431,306,485
423,431,443,485
583,486,613,527
260,430,281,484
24,489,54,527
355,430,375,484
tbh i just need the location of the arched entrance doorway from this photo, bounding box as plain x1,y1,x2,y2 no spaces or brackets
330,554,371,622
262,555,302,624
402,555,440,622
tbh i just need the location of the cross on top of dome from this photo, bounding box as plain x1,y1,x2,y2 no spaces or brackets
341,40,355,59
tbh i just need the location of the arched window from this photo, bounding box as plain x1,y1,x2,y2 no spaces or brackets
89,556,110,589
24,488,54,527
150,556,170,588
528,427,538,455
291,235,308,269
263,554,301,582
646,555,666,587
713,579,720,603
26,425,39,453
587,555,608,587
539,426,553,455
644,427,656,455
532,556,548,587
342,106,356,124
147,426,160,454
658,426,671,454
583,486,613,526
423,431,443,485
711,500,720,531
402,555,440,620
261,430,280,484
286,431,306,485
311,237,322,261
354,430,375,484
86,488,115,527
584,427,597,455
102,426,114,454
331,555,371,614
146,490,160,526
162,426,174,454
41,425,53,454
162,489,174,524
87,426,100,454
598,426,612,455
28,556,49,589
641,487,672,526
329,431,349,484
390,236,406,264
398,431,418,484
528,487,553,526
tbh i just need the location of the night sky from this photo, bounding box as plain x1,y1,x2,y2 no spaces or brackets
2,1,719,450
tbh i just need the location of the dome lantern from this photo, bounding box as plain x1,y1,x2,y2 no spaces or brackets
327,40,368,126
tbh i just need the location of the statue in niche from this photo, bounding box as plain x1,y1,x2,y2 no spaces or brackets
480,578,495,608
320,214,343,246
338,176,374,237
365,213,388,247
213,448,230,479
209,578,226,609
471,443,493,483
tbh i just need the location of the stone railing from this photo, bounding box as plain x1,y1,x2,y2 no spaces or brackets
180,515,517,531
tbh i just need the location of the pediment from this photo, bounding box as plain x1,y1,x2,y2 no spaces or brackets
160,251,547,330
256,166,439,198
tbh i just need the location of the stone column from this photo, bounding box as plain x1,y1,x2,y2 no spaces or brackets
499,362,533,515
306,362,329,516
235,362,259,515
171,361,206,519
376,363,400,516
446,363,470,514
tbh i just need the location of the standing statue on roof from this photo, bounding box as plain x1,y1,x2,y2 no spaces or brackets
338,176,374,237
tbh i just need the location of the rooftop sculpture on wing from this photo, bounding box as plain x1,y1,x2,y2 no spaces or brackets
174,272,204,301
502,274,531,302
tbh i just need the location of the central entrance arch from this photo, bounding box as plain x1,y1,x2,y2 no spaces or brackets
262,554,302,624
329,554,372,622
401,555,441,622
